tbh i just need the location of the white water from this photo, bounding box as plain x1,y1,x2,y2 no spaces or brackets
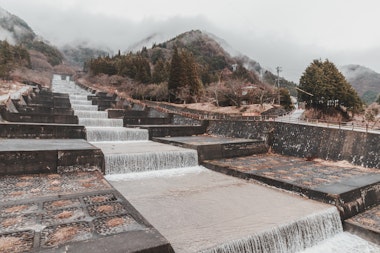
200,207,343,253
300,232,380,253
52,75,199,174
72,104,98,111
52,75,379,253
79,118,123,127
74,110,108,119
86,127,148,142
70,100,93,105
104,151,198,174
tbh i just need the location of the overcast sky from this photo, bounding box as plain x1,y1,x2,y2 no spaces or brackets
1,0,379,82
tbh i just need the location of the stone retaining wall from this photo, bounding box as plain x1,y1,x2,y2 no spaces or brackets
207,120,380,168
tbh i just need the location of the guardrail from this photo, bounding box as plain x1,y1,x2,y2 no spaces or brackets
275,116,380,133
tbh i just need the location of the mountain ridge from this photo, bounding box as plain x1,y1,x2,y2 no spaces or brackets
340,64,380,104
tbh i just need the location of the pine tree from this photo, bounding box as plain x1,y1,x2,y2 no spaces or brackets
298,59,363,115
168,47,182,102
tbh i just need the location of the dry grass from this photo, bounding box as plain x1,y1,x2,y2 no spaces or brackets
50,180,61,186
50,200,73,208
47,226,78,246
90,196,108,203
15,182,33,187
1,217,22,228
55,211,74,219
4,205,27,213
106,217,124,227
96,205,114,214
0,236,23,252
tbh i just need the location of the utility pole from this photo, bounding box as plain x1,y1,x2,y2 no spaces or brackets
276,66,282,104
276,66,282,88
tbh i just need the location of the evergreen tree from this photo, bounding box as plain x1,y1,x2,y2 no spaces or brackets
299,59,363,115
152,59,169,84
0,40,30,79
168,47,203,103
168,47,183,102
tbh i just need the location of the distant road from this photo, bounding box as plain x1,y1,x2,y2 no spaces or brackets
276,109,380,134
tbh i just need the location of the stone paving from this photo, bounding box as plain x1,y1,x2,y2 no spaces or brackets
0,171,172,253
204,154,379,189
344,205,380,245
203,153,380,219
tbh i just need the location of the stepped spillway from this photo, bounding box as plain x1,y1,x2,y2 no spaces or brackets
52,75,379,253
51,75,197,174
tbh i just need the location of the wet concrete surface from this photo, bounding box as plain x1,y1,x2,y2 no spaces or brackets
155,135,259,145
202,154,380,219
0,139,98,151
344,205,380,245
108,167,334,253
0,139,105,175
154,135,268,162
0,171,173,253
93,140,197,154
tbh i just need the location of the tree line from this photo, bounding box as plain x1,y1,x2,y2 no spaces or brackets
86,46,261,104
0,40,30,79
298,59,363,117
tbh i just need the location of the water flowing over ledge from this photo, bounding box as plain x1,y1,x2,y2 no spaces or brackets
104,150,198,174
199,207,342,253
86,127,149,142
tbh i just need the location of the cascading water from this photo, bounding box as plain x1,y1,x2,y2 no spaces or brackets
103,150,198,174
86,127,148,142
78,118,124,127
51,74,197,174
74,110,108,118
71,104,98,111
51,75,379,253
200,207,342,253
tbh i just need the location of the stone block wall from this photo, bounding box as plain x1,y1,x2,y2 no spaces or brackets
207,120,380,169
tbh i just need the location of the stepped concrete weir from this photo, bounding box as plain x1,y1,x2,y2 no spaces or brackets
106,167,380,253
0,74,375,252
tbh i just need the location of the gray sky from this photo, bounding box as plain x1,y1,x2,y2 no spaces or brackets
1,0,379,82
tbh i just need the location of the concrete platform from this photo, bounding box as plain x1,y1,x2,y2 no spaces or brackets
344,205,380,245
154,135,268,162
129,125,206,139
107,167,335,253
0,122,86,139
92,141,198,174
0,171,173,253
0,139,104,175
202,154,380,219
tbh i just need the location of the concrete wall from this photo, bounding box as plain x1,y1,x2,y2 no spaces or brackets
207,120,380,169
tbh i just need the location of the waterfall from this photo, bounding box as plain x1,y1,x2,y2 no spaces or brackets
301,232,380,253
86,127,148,142
200,207,343,253
75,110,108,118
104,150,198,174
79,118,123,127
52,75,197,175
72,104,98,111
70,99,93,105
70,94,90,100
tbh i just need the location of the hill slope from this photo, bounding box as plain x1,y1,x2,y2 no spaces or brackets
340,64,380,104
0,6,63,66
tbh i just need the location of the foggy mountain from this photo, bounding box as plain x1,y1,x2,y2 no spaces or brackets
0,6,295,91
340,65,380,104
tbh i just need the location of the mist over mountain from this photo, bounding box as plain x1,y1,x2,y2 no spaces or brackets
61,42,113,67
340,64,380,104
0,6,63,67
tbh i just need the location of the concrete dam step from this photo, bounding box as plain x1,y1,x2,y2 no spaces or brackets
0,139,104,175
93,141,198,174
